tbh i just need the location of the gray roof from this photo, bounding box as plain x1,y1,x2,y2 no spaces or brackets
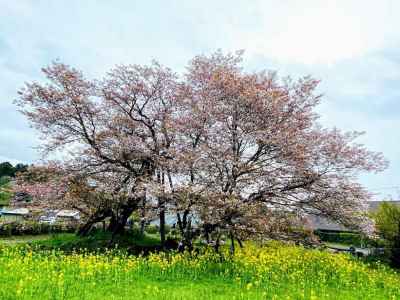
307,215,348,231
308,200,400,231
1,208,29,216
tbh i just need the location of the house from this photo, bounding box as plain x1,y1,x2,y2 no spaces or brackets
0,208,29,222
55,210,80,221
39,209,80,224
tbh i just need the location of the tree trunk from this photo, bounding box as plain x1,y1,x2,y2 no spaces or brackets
158,169,166,250
140,219,146,235
107,196,142,243
108,206,136,235
184,217,193,251
139,196,147,235
214,233,222,253
236,237,243,248
77,221,96,237
229,231,235,255
159,199,166,249
177,213,183,236
77,208,112,237
107,214,118,233
202,223,218,245
177,211,196,252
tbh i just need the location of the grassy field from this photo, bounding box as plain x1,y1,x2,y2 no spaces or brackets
0,238,399,300
0,234,53,245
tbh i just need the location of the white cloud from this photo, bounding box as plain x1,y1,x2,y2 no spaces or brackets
230,1,399,65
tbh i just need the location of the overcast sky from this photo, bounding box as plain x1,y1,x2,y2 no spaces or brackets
1,1,399,199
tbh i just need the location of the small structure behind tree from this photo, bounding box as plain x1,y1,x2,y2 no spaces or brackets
0,208,29,222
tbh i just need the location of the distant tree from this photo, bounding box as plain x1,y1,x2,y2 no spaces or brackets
372,201,400,267
0,162,15,177
0,176,10,186
0,162,28,178
373,202,400,240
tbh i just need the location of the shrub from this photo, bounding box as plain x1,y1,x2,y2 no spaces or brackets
145,224,159,234
145,224,171,235
315,230,367,247
164,224,171,234
129,224,144,238
168,228,180,238
0,176,11,186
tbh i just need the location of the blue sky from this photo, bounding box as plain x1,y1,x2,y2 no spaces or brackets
1,1,399,199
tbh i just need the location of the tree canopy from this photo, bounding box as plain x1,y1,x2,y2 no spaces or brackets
14,51,387,248
372,201,400,241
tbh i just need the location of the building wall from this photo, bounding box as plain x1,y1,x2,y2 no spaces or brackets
1,214,24,222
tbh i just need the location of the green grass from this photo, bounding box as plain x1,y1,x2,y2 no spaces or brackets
0,230,163,252
0,234,53,245
0,239,399,299
10,274,260,300
27,231,162,254
324,242,352,248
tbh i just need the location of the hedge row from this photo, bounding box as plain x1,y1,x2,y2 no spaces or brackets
315,230,365,246
0,221,78,236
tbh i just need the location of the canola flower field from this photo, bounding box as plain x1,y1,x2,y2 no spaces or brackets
0,242,399,300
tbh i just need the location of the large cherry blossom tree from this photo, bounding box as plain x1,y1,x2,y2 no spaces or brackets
15,51,387,248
